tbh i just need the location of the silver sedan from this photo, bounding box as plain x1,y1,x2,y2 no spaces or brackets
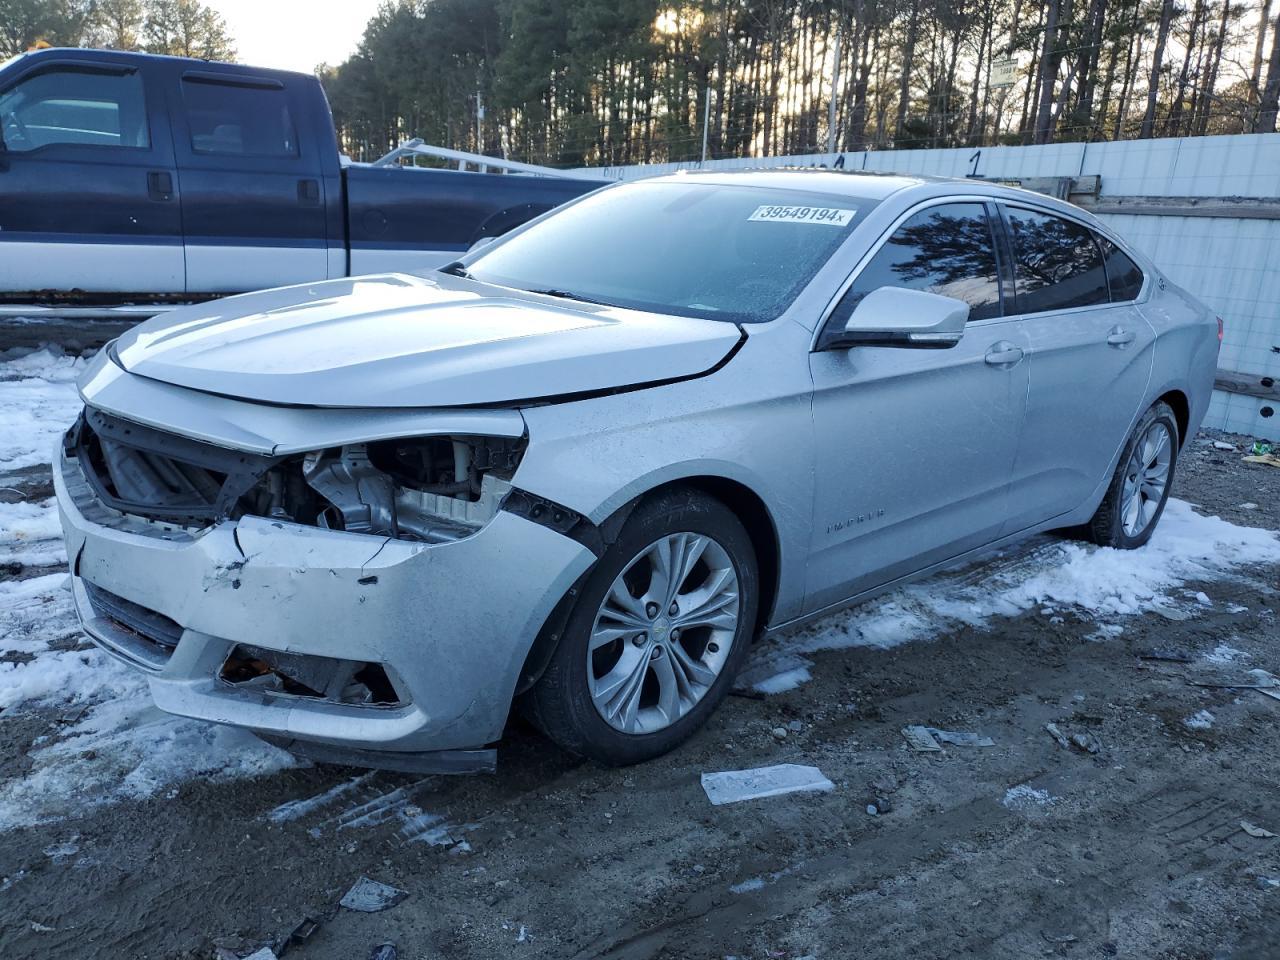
56,171,1219,769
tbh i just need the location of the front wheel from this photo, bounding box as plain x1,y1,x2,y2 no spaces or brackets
1085,401,1179,549
524,488,758,765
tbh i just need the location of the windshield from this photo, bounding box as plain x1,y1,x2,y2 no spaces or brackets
463,180,875,323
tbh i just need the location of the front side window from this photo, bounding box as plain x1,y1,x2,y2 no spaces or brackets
832,202,1003,324
0,68,149,151
181,79,297,157
1005,207,1110,313
465,181,876,323
1099,236,1145,302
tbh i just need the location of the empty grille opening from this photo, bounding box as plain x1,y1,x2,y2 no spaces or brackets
83,581,182,657
220,644,403,707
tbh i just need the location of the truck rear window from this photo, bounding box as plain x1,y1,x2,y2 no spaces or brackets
181,78,297,158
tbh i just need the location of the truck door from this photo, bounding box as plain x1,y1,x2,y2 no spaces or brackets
0,55,183,296
168,69,329,293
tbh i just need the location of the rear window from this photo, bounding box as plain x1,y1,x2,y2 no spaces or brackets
181,78,297,157
1005,207,1110,314
1099,237,1145,302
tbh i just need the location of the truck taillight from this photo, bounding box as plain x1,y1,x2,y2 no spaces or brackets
1216,316,1224,342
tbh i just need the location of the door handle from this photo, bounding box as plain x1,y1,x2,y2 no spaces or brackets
984,341,1024,366
1107,327,1136,347
297,178,320,205
146,170,173,201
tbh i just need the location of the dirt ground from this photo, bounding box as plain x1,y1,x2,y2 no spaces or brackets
2,325,1279,960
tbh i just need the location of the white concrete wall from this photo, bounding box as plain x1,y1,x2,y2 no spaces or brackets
586,134,1280,438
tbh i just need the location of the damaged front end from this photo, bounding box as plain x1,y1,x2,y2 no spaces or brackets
67,406,526,543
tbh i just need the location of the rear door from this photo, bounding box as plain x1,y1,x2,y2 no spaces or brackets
0,56,183,295
804,200,1029,614
998,203,1156,532
168,67,329,293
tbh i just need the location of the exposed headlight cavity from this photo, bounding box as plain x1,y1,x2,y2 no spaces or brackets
263,435,524,542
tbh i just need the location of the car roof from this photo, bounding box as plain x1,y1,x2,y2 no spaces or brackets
643,167,1111,227
13,47,313,83
648,168,929,201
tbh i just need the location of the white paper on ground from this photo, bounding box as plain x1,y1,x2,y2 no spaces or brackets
700,764,835,805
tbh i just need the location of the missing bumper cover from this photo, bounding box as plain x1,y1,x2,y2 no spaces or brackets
221,644,403,707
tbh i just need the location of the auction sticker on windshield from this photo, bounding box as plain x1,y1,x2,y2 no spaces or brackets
748,205,855,226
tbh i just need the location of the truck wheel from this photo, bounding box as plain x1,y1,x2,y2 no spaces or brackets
1085,401,1179,549
525,488,757,766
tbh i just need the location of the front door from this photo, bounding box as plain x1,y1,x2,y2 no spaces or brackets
997,204,1156,532
0,57,183,296
805,201,1029,615
167,68,329,293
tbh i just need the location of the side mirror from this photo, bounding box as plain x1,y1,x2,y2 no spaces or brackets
828,286,969,349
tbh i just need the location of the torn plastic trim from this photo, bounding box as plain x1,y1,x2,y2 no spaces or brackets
256,735,497,775
501,487,603,555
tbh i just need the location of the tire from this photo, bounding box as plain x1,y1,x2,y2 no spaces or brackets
1085,401,1180,549
524,487,758,766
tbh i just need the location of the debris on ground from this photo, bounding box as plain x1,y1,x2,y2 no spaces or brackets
927,728,995,748
902,726,943,752
1244,453,1280,468
903,725,993,750
241,950,278,960
1045,723,1071,750
1240,820,1277,839
1137,648,1194,663
770,726,788,741
1249,440,1274,455
700,764,835,805
339,877,409,913
866,796,894,816
368,943,397,960
1187,670,1277,690
1212,440,1236,451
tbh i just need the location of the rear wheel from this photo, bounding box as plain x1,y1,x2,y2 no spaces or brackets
1085,401,1179,549
525,488,757,765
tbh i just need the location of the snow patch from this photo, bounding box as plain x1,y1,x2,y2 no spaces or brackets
1184,710,1216,731
0,348,87,471
1002,785,1057,810
779,499,1280,657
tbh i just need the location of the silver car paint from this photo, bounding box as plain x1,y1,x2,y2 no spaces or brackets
57,172,1218,759
114,272,742,408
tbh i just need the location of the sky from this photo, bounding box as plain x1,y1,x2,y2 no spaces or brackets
205,0,387,74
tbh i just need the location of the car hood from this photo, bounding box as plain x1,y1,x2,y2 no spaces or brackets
113,273,743,408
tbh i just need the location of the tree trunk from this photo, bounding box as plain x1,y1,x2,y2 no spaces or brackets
1140,0,1175,138
1259,5,1280,132
1033,0,1063,144
895,0,922,144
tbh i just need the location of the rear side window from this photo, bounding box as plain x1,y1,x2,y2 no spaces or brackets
1099,236,1145,301
1004,207,1109,313
835,202,1003,322
0,68,149,151
181,78,297,157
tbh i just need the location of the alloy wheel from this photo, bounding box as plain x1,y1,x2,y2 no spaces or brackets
1120,420,1173,537
587,532,741,734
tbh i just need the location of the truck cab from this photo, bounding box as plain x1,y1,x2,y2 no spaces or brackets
0,48,599,305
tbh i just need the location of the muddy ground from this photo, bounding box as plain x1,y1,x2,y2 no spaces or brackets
2,324,1279,960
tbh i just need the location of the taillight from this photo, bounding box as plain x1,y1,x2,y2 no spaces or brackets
1216,316,1224,342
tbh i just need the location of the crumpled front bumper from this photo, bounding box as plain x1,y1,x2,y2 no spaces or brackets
55,445,595,758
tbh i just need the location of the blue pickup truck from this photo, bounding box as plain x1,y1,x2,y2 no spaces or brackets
0,48,600,306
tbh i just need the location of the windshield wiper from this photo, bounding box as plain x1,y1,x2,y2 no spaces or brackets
524,288,615,307
439,261,472,279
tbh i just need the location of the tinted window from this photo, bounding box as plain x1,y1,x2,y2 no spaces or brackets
0,68,148,151
1005,207,1109,313
834,202,1003,323
1099,236,1144,302
181,79,297,157
466,182,874,323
